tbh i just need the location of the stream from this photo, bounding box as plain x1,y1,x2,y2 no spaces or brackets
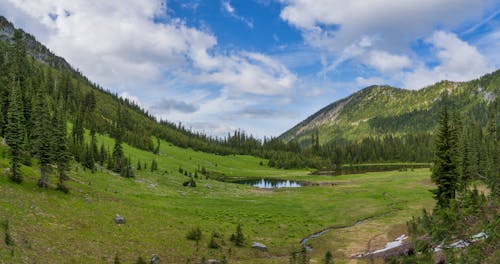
299,210,397,251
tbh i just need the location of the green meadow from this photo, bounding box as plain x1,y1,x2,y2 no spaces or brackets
0,132,434,263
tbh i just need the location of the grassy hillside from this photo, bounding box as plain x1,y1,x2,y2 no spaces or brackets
281,73,500,146
0,130,435,263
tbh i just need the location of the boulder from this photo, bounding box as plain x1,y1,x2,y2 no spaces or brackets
114,214,125,224
252,242,268,251
150,254,160,264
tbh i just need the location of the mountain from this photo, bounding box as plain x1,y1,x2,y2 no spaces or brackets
280,72,500,146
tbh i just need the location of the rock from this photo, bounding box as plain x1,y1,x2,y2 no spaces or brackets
435,251,445,264
207,260,220,264
114,214,125,224
252,242,268,251
150,254,160,264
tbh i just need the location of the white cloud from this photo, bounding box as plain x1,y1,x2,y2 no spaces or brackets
403,31,492,89
279,0,495,81
0,0,299,137
280,0,492,51
365,50,412,74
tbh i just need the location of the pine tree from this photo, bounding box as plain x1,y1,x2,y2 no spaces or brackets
31,80,52,188
485,111,499,196
154,136,160,154
53,106,71,192
324,251,333,264
5,81,25,183
99,143,107,166
230,224,245,246
71,111,84,161
431,106,459,207
112,105,125,173
82,144,95,171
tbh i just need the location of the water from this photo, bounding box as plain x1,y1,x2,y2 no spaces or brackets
235,178,302,188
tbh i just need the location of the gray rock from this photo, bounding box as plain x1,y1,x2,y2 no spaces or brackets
150,254,160,264
114,214,125,224
207,260,220,264
252,242,268,251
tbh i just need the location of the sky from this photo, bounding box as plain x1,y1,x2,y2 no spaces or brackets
1,0,499,138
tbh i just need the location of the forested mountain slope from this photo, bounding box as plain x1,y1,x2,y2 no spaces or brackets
281,72,500,146
0,16,264,156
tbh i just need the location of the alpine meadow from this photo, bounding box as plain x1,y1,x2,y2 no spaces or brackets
0,1,499,264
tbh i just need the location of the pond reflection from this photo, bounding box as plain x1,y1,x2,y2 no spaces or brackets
235,178,302,188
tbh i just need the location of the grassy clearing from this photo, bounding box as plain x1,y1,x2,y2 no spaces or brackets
0,132,434,263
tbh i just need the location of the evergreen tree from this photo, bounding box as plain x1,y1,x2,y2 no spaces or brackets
431,106,459,207
186,227,202,250
71,111,84,161
112,105,125,173
53,106,71,192
485,112,499,196
324,251,333,264
5,81,25,183
154,136,160,154
112,138,124,173
82,144,95,171
99,143,107,166
230,224,245,246
31,80,53,188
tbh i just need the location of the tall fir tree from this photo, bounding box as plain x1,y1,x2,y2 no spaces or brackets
32,83,52,188
5,81,25,183
53,105,71,192
112,104,125,173
431,106,460,207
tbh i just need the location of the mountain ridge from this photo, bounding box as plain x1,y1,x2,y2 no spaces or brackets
280,71,500,146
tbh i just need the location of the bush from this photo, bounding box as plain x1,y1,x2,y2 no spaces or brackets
230,224,245,247
208,231,221,249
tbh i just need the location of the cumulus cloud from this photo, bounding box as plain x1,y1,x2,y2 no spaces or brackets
194,52,296,96
279,0,495,84
365,50,412,74
403,31,492,89
0,0,300,137
280,0,492,51
1,0,293,96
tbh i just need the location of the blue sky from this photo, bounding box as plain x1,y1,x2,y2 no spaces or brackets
1,0,499,138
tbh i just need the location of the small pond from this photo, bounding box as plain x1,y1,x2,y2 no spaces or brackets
234,178,302,188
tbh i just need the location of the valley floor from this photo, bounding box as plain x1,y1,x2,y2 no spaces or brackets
0,135,435,263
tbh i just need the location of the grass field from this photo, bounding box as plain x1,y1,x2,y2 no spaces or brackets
0,132,435,263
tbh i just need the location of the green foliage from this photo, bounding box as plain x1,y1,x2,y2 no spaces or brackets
405,106,499,262
5,81,25,183
3,220,13,246
208,231,222,249
431,106,460,207
289,245,309,264
324,250,333,264
186,227,203,250
230,224,245,247
52,106,71,192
